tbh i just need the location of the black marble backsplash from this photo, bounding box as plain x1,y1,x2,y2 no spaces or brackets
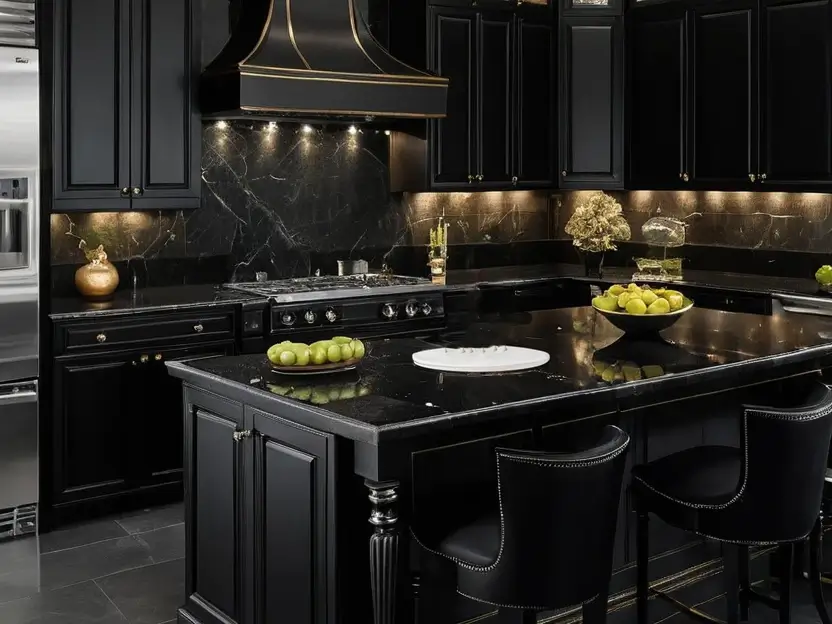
51,120,551,285
49,120,832,292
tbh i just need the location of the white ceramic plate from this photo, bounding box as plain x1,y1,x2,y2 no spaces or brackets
412,346,550,373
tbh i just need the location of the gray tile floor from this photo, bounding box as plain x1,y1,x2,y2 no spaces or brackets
0,503,184,624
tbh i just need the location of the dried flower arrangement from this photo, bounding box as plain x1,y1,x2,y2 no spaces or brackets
564,192,631,253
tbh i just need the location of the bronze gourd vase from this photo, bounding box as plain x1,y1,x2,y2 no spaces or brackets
75,245,119,300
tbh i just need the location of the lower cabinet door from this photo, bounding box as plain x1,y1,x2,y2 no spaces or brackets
252,410,335,624
52,354,133,504
141,342,235,488
183,394,244,624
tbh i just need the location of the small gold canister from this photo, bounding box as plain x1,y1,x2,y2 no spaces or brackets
75,245,119,300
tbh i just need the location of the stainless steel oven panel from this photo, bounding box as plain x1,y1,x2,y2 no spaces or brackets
0,380,37,538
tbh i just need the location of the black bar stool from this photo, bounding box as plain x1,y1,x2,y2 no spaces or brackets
631,377,832,624
412,425,630,623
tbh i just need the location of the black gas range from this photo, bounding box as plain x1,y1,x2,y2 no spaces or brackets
225,274,447,352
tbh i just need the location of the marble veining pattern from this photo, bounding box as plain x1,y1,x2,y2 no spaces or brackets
50,121,551,280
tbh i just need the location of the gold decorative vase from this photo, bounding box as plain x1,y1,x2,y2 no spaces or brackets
75,245,119,300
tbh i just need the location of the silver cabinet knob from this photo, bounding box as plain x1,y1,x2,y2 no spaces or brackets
749,173,756,182
382,303,398,320
682,173,689,182
405,302,419,318
140,354,149,364
325,307,338,323
476,174,483,181
761,173,767,181
467,174,474,183
132,187,142,196
96,333,107,343
121,187,130,197
193,323,204,333
304,310,317,324
561,170,567,177
421,302,433,316
511,176,518,185
280,312,296,326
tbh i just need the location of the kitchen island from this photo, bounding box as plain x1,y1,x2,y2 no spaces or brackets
167,305,832,624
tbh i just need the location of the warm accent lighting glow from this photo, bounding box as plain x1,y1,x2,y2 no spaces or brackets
267,121,278,131
215,120,228,130
301,124,314,134
347,125,358,135
384,130,391,136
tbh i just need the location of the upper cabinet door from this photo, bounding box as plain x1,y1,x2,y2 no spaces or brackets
130,0,202,209
430,8,477,187
759,0,832,188
559,16,624,189
514,14,555,187
53,0,132,211
477,13,514,186
688,0,758,188
628,5,688,188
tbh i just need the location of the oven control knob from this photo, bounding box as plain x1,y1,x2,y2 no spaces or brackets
325,307,338,323
405,302,419,318
304,310,317,324
280,311,296,326
421,302,433,316
382,303,398,320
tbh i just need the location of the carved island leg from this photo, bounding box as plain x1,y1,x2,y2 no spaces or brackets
367,480,401,624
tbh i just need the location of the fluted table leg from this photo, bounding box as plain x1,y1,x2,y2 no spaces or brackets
367,480,401,624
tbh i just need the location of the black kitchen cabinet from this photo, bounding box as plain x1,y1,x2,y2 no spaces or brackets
430,8,477,186
49,306,236,527
52,0,200,212
390,6,555,191
689,0,758,188
628,5,688,188
181,387,336,624
559,16,624,189
759,0,832,187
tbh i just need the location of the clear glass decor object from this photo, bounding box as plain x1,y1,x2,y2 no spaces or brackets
633,215,686,282
642,216,686,248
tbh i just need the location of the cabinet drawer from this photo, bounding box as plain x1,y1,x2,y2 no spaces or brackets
56,310,235,354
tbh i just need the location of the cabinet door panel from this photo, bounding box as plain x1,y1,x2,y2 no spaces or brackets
514,17,554,186
254,412,334,624
142,342,235,488
130,0,201,209
53,356,131,503
689,1,757,187
192,409,241,620
430,9,477,186
477,13,513,185
760,0,832,187
560,17,623,188
53,0,131,211
628,7,687,188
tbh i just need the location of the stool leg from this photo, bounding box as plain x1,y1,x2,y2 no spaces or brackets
738,545,750,622
637,510,650,624
810,517,832,624
778,544,794,624
723,543,740,624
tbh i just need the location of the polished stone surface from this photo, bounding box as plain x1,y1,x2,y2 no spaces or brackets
0,504,184,624
49,284,259,320
170,305,832,443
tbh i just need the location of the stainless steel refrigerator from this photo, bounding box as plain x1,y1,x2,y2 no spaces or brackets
0,44,40,546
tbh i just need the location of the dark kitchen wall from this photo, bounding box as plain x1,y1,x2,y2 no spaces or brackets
50,120,552,286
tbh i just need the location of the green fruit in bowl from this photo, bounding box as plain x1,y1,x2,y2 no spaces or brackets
293,346,311,366
647,298,671,315
333,336,353,345
350,340,366,359
310,345,328,365
608,284,626,297
327,344,342,363
617,292,632,308
641,290,658,306
592,295,619,312
340,343,355,361
279,350,297,366
817,265,832,286
625,298,647,315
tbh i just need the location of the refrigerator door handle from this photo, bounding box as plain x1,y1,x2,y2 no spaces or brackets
0,389,37,406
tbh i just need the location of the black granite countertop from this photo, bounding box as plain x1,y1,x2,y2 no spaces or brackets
447,263,826,297
50,284,263,320
168,305,832,444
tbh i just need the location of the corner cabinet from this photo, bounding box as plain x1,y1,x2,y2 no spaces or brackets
558,16,624,188
52,0,201,212
181,388,337,624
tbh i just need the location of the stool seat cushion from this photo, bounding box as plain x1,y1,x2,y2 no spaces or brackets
632,445,743,507
437,512,501,568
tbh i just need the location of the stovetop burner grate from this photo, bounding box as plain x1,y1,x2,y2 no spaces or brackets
223,274,440,300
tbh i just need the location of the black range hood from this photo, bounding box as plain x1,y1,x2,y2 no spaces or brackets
202,0,448,120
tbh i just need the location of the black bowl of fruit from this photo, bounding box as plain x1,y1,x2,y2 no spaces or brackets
267,336,367,375
591,283,694,335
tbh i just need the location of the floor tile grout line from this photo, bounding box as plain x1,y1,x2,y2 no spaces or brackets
40,530,132,556
93,578,131,623
93,555,186,584
115,519,185,537
0,578,92,608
